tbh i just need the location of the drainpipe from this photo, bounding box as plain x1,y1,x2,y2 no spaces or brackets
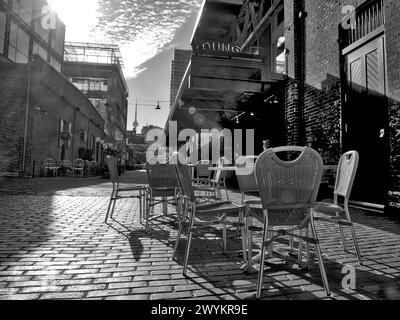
22,62,31,177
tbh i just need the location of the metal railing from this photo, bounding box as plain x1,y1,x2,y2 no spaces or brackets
341,0,385,48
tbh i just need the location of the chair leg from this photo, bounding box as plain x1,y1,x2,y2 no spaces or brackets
110,191,117,220
256,217,269,299
350,223,363,265
306,227,311,270
222,213,227,255
239,211,247,265
247,215,253,270
139,191,143,223
310,212,331,296
298,229,304,266
345,207,363,265
105,191,114,223
337,211,347,251
173,223,184,260
183,209,196,276
145,195,151,232
225,185,230,201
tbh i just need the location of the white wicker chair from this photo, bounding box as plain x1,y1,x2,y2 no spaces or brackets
314,151,362,264
247,146,330,298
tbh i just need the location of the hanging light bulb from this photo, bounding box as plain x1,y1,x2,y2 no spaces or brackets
236,118,240,124
156,102,161,110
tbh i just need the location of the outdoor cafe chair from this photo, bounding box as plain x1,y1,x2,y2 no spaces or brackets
72,159,85,177
60,160,72,177
44,158,59,177
145,163,180,232
196,160,212,180
105,156,146,223
172,160,248,276
234,155,259,238
192,157,230,201
247,146,330,298
313,151,362,264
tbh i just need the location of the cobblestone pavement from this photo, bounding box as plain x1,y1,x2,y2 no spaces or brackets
0,171,399,300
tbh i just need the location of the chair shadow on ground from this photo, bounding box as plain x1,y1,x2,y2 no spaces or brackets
106,214,176,262
171,225,400,300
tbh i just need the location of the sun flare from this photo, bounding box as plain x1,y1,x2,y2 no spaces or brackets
47,0,99,42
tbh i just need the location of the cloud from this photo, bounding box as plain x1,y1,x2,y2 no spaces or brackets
94,0,202,78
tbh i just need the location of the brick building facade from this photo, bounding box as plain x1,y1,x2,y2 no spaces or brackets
0,56,105,176
282,0,400,211
169,0,400,213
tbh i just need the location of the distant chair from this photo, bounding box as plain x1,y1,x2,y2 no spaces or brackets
196,160,212,180
145,163,180,231
105,156,146,223
60,160,72,177
193,157,230,201
248,146,330,298
44,158,59,178
314,151,362,264
72,159,85,177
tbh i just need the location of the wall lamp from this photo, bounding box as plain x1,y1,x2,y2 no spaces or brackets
264,95,279,104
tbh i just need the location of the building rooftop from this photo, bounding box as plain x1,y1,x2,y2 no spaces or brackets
64,42,125,68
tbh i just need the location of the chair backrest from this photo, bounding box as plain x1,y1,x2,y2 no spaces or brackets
73,159,84,168
61,160,71,166
255,146,323,210
211,157,228,184
334,151,359,198
174,161,196,202
146,163,178,189
44,158,54,166
106,156,119,184
196,160,212,178
235,156,259,194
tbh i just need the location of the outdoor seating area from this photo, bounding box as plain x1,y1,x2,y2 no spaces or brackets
32,158,103,178
100,146,369,299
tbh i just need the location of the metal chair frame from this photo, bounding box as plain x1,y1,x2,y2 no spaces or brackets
313,151,362,264
173,160,248,276
193,157,230,201
105,156,146,223
246,146,331,298
144,163,180,232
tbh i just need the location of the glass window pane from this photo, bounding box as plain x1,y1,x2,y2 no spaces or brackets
33,41,48,60
9,22,18,47
0,10,6,55
17,27,29,58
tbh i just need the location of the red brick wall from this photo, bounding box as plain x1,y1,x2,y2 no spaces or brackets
0,58,105,176
0,63,27,175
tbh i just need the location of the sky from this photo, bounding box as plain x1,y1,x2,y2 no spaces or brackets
47,0,202,131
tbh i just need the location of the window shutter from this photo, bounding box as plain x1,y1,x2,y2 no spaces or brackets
59,118,64,147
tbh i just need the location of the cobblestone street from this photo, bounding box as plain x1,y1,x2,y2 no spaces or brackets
0,171,399,300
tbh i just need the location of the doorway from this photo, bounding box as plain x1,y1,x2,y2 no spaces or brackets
343,35,390,205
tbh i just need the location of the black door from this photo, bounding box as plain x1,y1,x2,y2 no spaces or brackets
343,35,389,205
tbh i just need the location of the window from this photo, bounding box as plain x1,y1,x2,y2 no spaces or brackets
89,98,108,114
8,22,29,63
0,10,6,55
50,55,61,72
33,41,48,60
275,36,285,74
12,0,32,25
72,78,108,93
